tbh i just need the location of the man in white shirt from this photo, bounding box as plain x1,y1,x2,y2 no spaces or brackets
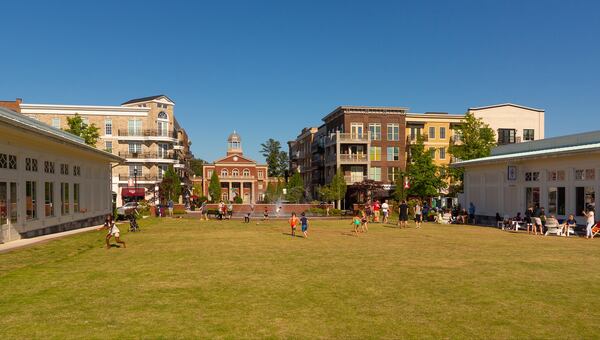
381,200,390,224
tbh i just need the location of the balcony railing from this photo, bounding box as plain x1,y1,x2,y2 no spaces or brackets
339,154,368,163
344,175,366,184
118,174,161,182
117,129,177,138
326,132,370,145
118,151,175,159
407,134,429,143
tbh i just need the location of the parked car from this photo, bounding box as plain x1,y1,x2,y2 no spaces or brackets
116,202,138,219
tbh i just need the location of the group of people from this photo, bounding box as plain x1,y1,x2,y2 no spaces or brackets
362,200,391,224
499,204,597,238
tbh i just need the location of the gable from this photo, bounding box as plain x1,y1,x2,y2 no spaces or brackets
214,154,257,164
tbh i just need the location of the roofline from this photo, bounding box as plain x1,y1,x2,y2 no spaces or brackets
468,103,544,112
20,103,150,113
322,105,409,122
121,95,175,106
406,113,465,121
0,109,124,162
452,143,600,168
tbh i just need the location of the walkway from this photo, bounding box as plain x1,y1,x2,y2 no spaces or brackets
0,224,103,253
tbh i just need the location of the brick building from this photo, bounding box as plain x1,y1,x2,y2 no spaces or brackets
203,132,269,203
0,95,193,206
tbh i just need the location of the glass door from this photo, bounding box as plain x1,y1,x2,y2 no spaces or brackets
350,123,363,139
10,182,17,224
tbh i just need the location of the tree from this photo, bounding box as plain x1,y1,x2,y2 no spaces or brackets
393,171,408,202
286,172,304,203
447,113,496,188
208,171,222,203
261,138,287,178
64,113,100,146
320,171,347,209
406,136,447,199
158,165,181,202
189,158,205,177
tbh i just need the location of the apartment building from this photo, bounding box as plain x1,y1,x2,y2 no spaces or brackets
405,112,464,166
2,95,193,206
288,127,318,195
468,103,545,145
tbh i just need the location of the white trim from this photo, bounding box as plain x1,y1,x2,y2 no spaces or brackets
20,104,150,116
468,103,544,112
114,136,177,143
123,158,178,164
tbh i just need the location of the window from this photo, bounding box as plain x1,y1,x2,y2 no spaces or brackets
369,123,381,141
44,161,55,174
498,129,516,145
548,187,566,216
73,165,81,176
158,111,168,119
575,169,595,181
45,182,54,217
387,167,400,182
525,187,540,211
207,169,213,178
73,183,80,213
232,168,239,177
429,126,436,139
61,182,69,215
221,169,229,177
129,165,143,178
525,171,540,182
369,147,381,161
439,148,446,160
60,163,69,175
548,170,565,181
387,124,399,141
26,181,37,220
129,142,142,154
386,147,399,161
105,141,112,153
429,148,436,159
523,129,535,141
158,165,168,179
243,169,250,177
105,119,112,135
158,143,169,158
350,123,363,138
409,127,421,141
258,170,264,179
369,167,381,181
0,153,7,168
51,118,61,129
127,119,142,136
576,186,595,216
440,127,446,139
26,158,38,172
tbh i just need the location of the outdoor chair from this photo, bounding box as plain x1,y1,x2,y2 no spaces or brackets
544,221,561,236
499,215,509,229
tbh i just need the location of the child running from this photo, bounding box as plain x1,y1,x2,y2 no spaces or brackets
361,210,369,233
98,215,126,249
263,207,269,221
352,212,361,236
300,212,309,238
289,212,299,237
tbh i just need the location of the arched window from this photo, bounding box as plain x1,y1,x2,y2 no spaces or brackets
243,168,250,177
157,112,168,136
221,169,228,177
232,168,239,177
158,111,168,119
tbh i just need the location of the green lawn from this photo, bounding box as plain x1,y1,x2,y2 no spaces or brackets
1,217,599,339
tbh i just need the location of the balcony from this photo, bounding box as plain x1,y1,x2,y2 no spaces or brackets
118,151,176,162
326,132,370,145
344,175,366,185
339,153,368,164
117,129,177,140
118,174,161,182
407,134,429,144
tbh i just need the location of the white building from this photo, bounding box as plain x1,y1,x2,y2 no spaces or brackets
468,103,545,145
456,131,600,224
0,107,123,243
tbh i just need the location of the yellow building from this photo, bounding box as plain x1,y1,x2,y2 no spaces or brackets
405,112,464,166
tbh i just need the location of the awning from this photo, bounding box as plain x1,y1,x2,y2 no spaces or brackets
121,187,145,197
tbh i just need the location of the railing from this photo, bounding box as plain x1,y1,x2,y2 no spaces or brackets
407,133,429,143
339,154,368,162
117,129,177,138
118,151,175,159
344,175,366,184
118,174,161,181
326,132,370,144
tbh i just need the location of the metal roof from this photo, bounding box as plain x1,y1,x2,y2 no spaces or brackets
0,107,123,162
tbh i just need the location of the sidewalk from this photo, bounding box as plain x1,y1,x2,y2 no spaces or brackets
0,224,103,253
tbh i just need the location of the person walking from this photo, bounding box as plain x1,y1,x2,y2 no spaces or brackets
227,201,233,220
98,215,126,249
167,199,174,217
289,212,299,237
584,207,595,239
468,202,476,225
414,201,423,229
532,205,542,235
300,212,309,238
373,200,381,223
200,200,208,220
398,200,409,228
382,200,390,224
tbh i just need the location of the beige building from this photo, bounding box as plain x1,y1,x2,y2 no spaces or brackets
455,131,600,224
10,95,193,206
468,103,545,145
0,107,122,243
405,112,464,166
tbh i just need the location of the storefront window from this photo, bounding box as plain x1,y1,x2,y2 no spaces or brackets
548,187,566,216
576,186,595,216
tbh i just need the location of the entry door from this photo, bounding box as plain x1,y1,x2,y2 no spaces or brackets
0,182,16,243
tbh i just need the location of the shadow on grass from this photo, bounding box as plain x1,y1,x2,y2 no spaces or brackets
281,233,306,238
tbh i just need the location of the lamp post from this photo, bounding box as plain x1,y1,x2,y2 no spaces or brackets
133,168,138,203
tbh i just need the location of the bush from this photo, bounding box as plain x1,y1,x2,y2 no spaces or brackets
137,200,150,216
234,196,243,204
307,207,342,216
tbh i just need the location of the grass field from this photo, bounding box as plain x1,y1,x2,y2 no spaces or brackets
1,217,599,339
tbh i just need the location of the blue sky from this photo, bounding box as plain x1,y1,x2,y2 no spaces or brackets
2,0,599,162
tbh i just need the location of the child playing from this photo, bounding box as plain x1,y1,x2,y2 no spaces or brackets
352,213,361,236
300,212,309,238
98,215,126,249
289,212,299,237
361,210,369,233
263,207,269,221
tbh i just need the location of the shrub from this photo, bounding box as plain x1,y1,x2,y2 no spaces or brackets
234,196,243,204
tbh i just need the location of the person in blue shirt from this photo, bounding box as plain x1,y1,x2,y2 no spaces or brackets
562,214,577,237
468,202,476,224
300,212,309,238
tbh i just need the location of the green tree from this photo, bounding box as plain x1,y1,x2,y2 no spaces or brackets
447,112,496,189
321,171,347,209
392,171,408,202
286,172,304,203
189,158,205,177
64,113,100,146
261,139,287,177
208,171,222,203
406,137,447,199
159,165,182,202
